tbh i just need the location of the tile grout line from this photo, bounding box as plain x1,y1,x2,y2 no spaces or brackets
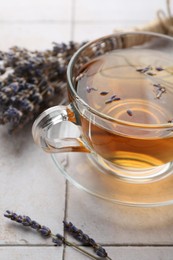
62,0,75,255
102,244,173,247
70,0,76,41
0,19,147,24
62,179,69,260
1,244,173,247
62,0,75,257
0,20,71,24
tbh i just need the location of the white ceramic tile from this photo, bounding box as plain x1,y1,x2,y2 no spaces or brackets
75,0,166,22
73,21,145,41
0,247,63,260
0,125,66,245
0,0,173,258
0,23,71,51
0,0,72,21
66,183,173,244
65,246,173,260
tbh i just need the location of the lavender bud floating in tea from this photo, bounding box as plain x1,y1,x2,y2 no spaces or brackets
110,95,117,100
126,109,133,116
136,66,164,75
100,91,109,96
155,66,164,71
105,99,113,104
4,210,112,260
105,95,121,104
136,66,151,73
111,97,121,102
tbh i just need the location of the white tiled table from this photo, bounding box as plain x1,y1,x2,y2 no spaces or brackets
1,0,173,259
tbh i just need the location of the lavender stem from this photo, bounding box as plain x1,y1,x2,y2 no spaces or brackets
64,240,100,260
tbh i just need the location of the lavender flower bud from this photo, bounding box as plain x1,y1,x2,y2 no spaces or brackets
52,234,64,246
4,106,23,123
89,238,97,247
75,230,84,242
2,86,13,95
22,216,32,226
9,82,20,93
16,215,23,223
71,225,79,233
63,221,71,229
95,247,108,258
82,234,90,244
31,221,41,230
39,226,51,237
4,210,13,218
11,213,18,221
31,93,43,103
19,99,34,112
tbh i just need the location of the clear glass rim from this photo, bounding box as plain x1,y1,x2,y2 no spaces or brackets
67,31,173,129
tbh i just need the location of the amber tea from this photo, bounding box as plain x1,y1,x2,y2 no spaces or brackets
76,48,173,169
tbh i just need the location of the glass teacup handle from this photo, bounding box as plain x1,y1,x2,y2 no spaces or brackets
32,105,89,153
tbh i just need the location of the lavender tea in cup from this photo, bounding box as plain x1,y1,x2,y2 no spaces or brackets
76,48,173,169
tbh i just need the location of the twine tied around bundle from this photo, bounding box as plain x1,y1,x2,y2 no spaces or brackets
115,0,173,36
133,0,173,36
157,0,173,35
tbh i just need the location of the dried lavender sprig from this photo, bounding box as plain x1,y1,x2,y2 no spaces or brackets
4,210,104,260
63,221,112,260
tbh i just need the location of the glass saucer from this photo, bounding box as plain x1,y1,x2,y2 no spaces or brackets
51,152,173,207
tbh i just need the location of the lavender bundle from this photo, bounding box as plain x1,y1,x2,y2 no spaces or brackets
0,42,85,133
4,210,112,260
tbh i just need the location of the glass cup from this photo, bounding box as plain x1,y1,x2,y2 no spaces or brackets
32,32,173,205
